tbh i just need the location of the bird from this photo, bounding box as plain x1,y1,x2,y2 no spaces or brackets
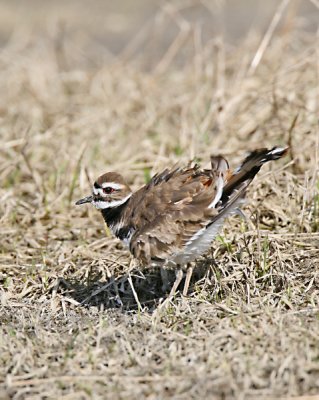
75,146,288,299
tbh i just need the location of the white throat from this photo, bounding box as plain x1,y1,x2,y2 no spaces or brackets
93,193,132,210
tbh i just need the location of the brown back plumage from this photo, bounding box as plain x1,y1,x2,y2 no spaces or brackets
125,165,221,264
126,147,288,265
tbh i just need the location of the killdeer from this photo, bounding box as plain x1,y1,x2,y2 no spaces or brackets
76,147,288,298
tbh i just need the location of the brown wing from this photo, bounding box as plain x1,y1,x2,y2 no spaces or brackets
127,162,226,265
126,147,288,266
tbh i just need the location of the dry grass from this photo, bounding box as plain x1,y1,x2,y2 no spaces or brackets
1,2,319,399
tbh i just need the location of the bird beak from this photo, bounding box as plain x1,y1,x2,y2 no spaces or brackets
75,195,93,205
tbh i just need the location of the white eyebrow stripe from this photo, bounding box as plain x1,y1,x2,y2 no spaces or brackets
101,182,124,190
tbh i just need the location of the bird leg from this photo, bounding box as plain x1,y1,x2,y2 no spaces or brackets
168,269,184,298
160,268,170,293
182,265,193,296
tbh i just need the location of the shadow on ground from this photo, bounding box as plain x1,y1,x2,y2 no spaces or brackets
57,261,213,312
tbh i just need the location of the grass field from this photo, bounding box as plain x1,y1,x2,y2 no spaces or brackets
1,1,319,399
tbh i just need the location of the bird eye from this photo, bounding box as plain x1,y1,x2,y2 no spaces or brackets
103,187,114,194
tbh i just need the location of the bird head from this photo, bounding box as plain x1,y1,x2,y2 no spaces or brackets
75,172,132,210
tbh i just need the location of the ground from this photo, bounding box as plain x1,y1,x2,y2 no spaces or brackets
0,1,319,399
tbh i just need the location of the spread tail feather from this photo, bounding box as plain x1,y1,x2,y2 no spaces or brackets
207,181,248,228
220,146,288,205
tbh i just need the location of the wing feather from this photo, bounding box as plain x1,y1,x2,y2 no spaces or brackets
127,162,228,265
